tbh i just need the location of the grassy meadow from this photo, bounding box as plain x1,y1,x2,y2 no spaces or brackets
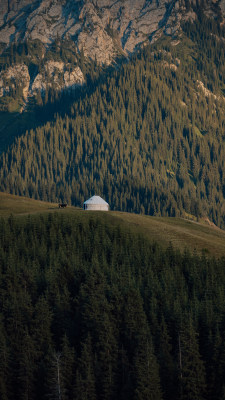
0,191,225,257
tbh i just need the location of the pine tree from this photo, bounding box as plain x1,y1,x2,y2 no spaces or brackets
74,334,96,400
47,352,64,400
179,318,206,400
60,335,75,400
0,318,10,400
134,335,162,400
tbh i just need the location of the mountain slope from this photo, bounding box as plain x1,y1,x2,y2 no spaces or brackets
0,0,218,64
0,18,225,228
1,191,225,257
0,0,225,128
0,0,225,110
1,208,225,400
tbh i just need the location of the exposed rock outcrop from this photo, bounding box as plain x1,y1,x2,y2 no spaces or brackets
0,0,224,112
31,61,84,93
0,61,85,108
196,80,225,101
0,64,30,99
0,0,224,64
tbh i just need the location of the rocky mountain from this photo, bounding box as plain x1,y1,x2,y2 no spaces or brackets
0,0,224,111
0,0,225,63
0,61,84,105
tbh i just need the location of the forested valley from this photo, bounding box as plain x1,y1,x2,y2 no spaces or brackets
0,212,225,400
0,17,225,227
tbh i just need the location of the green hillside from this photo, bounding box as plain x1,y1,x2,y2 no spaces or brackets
0,191,59,215
112,212,225,258
0,199,225,400
0,17,225,228
1,192,225,257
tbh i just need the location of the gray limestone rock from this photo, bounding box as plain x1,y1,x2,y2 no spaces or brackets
0,61,85,103
31,61,84,93
0,0,224,64
0,0,223,112
0,63,30,98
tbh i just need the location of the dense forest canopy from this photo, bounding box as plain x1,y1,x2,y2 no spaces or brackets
0,17,225,227
0,212,225,400
0,14,225,400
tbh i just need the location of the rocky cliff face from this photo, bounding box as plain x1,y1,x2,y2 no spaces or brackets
31,62,84,94
0,0,224,112
0,64,30,98
0,61,84,111
0,0,225,64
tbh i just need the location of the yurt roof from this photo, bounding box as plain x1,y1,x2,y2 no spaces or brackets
84,195,109,205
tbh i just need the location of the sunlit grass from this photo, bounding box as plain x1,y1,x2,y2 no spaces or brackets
1,191,225,257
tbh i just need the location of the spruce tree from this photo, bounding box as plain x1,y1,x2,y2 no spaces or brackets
179,318,206,400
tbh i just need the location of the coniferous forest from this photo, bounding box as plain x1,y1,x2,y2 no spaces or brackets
0,212,225,400
0,17,225,227
0,13,225,400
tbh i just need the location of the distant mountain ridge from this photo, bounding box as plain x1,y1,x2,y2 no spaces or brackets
0,0,225,64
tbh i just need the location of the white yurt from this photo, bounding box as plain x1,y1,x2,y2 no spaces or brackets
83,195,109,211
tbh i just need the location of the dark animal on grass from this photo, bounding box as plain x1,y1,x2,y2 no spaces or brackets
58,203,67,208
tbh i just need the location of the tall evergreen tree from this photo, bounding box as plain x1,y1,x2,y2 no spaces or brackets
179,318,206,400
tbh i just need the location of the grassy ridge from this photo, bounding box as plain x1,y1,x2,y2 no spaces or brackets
112,212,225,257
1,191,225,257
0,191,60,215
